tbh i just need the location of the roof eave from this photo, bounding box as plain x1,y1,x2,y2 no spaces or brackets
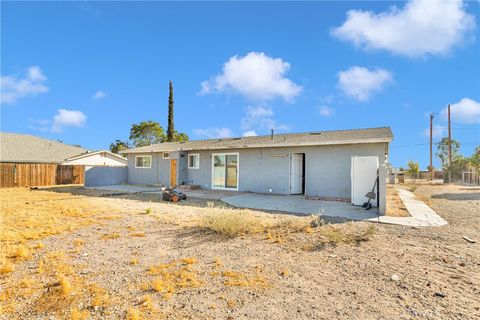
120,137,392,154
64,150,127,162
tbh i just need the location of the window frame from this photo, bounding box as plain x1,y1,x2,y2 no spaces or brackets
135,155,152,169
162,152,170,159
187,153,200,169
211,152,239,191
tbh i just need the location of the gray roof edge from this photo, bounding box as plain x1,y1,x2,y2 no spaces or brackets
120,127,393,154
121,137,392,154
64,150,127,162
0,160,64,164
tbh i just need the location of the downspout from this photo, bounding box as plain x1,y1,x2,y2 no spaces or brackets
156,153,159,185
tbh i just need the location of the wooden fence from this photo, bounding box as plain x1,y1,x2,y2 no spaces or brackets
0,163,84,188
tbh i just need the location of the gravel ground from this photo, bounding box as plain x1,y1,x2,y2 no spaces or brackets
1,184,479,319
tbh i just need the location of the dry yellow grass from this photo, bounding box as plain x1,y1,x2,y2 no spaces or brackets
140,294,154,310
58,274,73,296
34,241,45,249
181,257,197,265
88,284,110,307
126,307,141,320
72,239,85,247
202,210,265,237
214,257,223,267
130,232,146,237
226,299,236,308
320,224,376,245
12,245,30,260
70,307,89,320
146,258,201,299
0,258,15,274
100,232,120,240
0,188,115,269
222,270,269,288
386,185,410,217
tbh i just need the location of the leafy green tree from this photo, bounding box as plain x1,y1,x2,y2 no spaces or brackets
174,131,189,142
110,140,129,154
448,156,468,181
468,146,480,175
129,121,165,147
167,81,175,142
406,160,419,182
436,138,461,169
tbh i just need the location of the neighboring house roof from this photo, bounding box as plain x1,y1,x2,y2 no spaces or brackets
121,127,393,154
0,132,88,164
63,150,127,166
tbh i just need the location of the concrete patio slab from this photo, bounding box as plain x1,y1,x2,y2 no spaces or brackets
87,184,163,194
221,193,380,221
88,185,447,227
221,189,448,227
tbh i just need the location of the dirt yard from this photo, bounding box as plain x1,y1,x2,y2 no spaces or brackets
1,184,479,319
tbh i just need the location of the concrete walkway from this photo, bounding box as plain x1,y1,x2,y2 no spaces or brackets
378,189,448,227
221,189,448,227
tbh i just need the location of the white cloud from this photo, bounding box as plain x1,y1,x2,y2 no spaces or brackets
242,130,257,137
441,98,480,124
241,105,273,129
193,127,234,139
52,109,87,132
28,118,50,132
1,66,49,104
318,105,334,117
92,90,107,99
337,66,392,101
240,105,289,132
423,124,446,138
200,52,302,101
331,0,475,57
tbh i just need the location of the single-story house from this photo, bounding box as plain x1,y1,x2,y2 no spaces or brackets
63,150,128,187
0,132,88,187
121,127,393,213
0,132,88,164
63,150,127,167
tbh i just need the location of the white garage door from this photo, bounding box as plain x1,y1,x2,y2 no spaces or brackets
351,156,379,206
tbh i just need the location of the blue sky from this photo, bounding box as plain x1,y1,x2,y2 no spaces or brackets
1,0,479,169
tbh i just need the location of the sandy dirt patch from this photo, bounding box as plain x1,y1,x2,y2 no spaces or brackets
1,185,479,319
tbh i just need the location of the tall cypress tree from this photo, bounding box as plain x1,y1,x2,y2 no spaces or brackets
167,80,174,142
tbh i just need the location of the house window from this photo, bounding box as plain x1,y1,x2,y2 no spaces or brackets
162,152,170,159
135,155,152,168
212,153,239,190
188,154,199,169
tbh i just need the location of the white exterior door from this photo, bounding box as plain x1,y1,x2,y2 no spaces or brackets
290,153,304,194
351,156,379,206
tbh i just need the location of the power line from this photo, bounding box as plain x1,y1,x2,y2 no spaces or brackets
391,143,431,148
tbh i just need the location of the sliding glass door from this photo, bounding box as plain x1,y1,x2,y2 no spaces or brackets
212,153,238,190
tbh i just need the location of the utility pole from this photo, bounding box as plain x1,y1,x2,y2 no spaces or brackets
430,113,434,181
448,104,452,183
